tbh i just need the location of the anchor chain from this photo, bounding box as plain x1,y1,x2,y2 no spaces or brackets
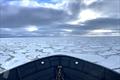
56,66,64,80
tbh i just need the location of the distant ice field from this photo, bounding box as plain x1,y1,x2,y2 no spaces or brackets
0,36,120,73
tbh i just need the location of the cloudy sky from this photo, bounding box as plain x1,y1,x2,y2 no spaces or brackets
0,0,120,37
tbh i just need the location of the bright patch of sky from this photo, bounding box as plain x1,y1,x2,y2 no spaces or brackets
67,9,104,25
25,25,38,32
62,29,73,32
3,0,67,11
85,29,120,36
83,0,98,6
0,28,12,31
90,29,113,33
39,0,60,3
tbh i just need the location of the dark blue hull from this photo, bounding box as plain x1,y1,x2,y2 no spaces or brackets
0,55,120,80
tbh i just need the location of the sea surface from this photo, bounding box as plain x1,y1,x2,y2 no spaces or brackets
0,36,120,73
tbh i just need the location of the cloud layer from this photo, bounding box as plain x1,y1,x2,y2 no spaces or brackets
0,0,120,37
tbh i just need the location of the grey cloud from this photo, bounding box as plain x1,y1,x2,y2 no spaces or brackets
0,6,71,28
67,0,81,17
0,0,120,37
89,0,120,18
84,18,120,30
0,34,15,38
53,18,120,31
0,0,84,28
